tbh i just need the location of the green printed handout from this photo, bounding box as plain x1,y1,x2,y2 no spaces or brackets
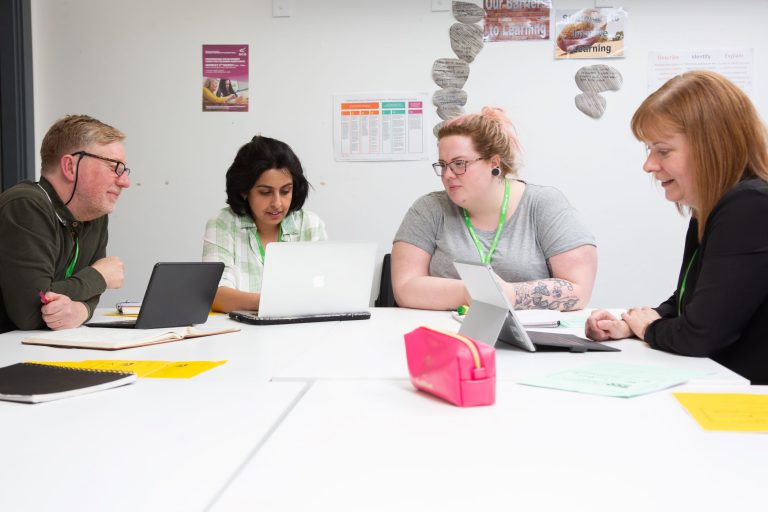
518,363,703,398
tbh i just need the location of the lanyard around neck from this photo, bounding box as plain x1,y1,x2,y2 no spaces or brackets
677,248,699,317
462,179,510,265
255,225,282,263
65,236,80,279
38,183,80,279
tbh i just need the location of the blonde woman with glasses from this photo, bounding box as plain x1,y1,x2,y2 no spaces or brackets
391,107,597,311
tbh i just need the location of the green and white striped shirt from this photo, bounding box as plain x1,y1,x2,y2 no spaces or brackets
202,207,327,292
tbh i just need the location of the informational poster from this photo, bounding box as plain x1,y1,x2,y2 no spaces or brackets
554,8,627,59
648,48,754,95
201,44,249,112
483,0,551,42
333,93,429,161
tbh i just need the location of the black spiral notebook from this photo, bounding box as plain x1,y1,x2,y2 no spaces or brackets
0,363,137,404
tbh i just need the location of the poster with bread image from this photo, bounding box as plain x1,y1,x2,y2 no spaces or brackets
554,7,627,59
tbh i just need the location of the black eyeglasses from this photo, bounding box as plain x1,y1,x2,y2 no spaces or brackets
432,158,485,177
71,151,131,177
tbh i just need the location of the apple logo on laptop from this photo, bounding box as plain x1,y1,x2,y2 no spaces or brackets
312,275,326,288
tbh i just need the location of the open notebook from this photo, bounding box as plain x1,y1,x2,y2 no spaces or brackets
230,241,376,325
22,325,239,350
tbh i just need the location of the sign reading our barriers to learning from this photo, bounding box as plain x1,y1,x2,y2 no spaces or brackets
483,0,552,42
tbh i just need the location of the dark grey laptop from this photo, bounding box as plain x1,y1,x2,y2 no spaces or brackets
453,261,619,353
86,262,224,329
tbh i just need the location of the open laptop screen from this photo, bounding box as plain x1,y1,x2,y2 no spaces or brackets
258,242,376,317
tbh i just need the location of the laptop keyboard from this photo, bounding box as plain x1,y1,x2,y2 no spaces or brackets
229,311,371,325
526,331,620,352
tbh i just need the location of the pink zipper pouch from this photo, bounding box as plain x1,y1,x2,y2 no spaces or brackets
404,326,496,407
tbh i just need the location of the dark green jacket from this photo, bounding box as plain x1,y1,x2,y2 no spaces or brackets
0,177,108,333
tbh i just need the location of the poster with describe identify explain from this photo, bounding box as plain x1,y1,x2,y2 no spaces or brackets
202,44,249,112
648,48,753,96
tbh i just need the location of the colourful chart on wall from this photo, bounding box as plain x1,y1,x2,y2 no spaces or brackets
333,93,429,161
202,44,249,112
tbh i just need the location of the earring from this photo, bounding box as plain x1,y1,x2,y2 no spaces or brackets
491,167,501,176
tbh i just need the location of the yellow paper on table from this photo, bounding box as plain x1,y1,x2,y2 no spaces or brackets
26,360,226,378
78,360,170,377
674,393,768,432
143,360,227,379
31,360,168,377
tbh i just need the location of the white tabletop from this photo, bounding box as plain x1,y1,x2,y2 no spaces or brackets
0,307,759,511
211,379,768,512
264,308,749,385
0,377,306,512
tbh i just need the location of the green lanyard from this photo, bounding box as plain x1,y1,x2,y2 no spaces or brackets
677,248,699,317
462,179,510,265
255,225,282,263
65,236,80,279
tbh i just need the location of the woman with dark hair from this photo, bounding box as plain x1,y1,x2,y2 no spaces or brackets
586,70,768,383
203,136,327,312
216,78,237,98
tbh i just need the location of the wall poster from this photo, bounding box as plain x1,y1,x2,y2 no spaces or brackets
202,44,249,112
333,93,429,162
554,8,627,60
483,0,552,42
648,48,754,95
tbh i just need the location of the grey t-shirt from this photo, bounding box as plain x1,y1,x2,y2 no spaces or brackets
394,182,596,282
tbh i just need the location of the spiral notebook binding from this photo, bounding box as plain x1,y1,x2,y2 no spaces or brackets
23,362,136,376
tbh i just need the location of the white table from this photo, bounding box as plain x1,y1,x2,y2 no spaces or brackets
0,308,760,512
211,379,768,512
265,309,748,386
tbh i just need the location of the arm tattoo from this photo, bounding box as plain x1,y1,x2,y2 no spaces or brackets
514,279,580,311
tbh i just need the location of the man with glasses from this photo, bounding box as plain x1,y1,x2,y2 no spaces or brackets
0,115,130,333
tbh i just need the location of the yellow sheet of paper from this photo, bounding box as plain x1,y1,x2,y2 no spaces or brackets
26,360,225,378
144,360,226,379
674,393,768,432
77,360,170,377
29,360,169,377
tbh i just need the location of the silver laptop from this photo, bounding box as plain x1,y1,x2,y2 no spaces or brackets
453,261,619,353
229,242,376,325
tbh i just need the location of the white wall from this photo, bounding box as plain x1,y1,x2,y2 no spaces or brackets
31,0,768,309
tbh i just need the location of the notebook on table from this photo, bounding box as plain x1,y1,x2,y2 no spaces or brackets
453,261,619,353
0,362,137,403
229,241,376,325
85,262,224,329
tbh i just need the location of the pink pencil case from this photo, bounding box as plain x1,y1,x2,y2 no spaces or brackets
404,326,496,407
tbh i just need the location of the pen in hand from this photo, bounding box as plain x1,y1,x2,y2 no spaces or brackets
38,290,50,305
